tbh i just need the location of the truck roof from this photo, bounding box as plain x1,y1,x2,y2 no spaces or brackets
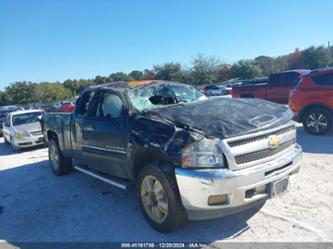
87,80,176,92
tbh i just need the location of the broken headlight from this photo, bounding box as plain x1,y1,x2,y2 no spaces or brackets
181,138,225,168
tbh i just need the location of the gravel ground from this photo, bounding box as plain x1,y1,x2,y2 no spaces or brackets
0,125,332,244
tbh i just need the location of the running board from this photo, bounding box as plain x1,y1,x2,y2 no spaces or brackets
74,165,132,191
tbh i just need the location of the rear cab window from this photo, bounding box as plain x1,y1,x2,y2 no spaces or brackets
76,90,95,116
89,91,124,119
269,73,284,85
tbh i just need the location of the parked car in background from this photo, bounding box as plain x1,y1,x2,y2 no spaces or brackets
203,85,229,96
232,69,311,104
2,110,45,151
44,103,61,112
289,68,333,135
42,80,301,232
59,101,75,112
0,106,24,136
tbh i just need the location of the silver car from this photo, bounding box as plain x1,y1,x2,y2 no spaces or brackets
2,110,45,151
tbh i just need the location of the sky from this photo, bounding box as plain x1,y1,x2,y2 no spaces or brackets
0,0,332,89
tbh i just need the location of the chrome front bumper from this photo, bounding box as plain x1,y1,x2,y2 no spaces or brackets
14,135,45,148
175,144,302,220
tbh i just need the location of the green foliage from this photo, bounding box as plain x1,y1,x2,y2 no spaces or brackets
302,46,332,69
109,72,134,82
63,79,95,96
154,63,185,82
190,54,222,85
231,60,263,80
254,56,279,75
129,70,144,81
35,83,72,103
4,82,38,104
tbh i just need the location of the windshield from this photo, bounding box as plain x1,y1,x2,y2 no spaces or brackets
12,112,43,126
127,83,207,112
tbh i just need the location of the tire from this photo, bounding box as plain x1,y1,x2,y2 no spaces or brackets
137,162,187,233
302,108,333,135
48,139,72,176
11,137,20,152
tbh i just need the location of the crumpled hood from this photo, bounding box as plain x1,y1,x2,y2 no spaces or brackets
145,97,293,139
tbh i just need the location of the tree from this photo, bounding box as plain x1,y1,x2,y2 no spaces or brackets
35,83,72,103
254,56,279,75
129,70,143,81
142,69,156,80
190,54,222,85
4,82,38,104
230,60,262,80
219,64,232,81
303,46,332,69
109,72,133,82
94,75,109,85
63,79,94,96
154,63,185,82
287,48,306,69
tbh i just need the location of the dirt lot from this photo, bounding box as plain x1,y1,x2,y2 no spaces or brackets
0,125,332,244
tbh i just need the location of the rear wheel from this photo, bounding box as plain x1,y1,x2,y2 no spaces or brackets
137,163,187,232
303,108,332,135
48,139,72,176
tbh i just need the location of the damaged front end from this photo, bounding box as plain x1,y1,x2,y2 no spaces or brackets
126,82,302,220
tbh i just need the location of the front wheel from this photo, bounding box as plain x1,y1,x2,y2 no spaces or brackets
303,108,332,135
48,139,72,176
137,163,187,233
11,137,20,152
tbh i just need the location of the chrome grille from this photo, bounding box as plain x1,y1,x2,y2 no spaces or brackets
228,125,295,147
234,139,295,165
221,123,297,170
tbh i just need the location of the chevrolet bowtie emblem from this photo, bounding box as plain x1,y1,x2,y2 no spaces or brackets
268,135,281,149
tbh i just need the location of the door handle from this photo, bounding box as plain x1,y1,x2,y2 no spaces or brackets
84,127,94,132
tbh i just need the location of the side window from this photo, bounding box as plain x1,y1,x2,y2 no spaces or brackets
95,93,123,119
312,73,333,87
76,90,95,115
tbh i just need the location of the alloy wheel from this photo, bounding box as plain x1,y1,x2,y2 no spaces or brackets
140,175,169,223
306,113,328,133
49,143,60,170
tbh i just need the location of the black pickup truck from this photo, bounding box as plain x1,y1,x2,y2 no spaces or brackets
42,80,302,232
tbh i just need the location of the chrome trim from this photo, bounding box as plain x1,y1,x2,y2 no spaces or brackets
83,145,127,155
74,165,129,190
220,122,296,170
175,144,302,220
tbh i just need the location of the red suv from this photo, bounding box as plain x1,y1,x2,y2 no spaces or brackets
289,68,333,135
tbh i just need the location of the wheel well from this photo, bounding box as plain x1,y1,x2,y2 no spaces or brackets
47,130,58,142
131,148,175,181
300,104,333,121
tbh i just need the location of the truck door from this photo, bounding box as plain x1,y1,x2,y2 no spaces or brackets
82,90,128,178
71,89,95,159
